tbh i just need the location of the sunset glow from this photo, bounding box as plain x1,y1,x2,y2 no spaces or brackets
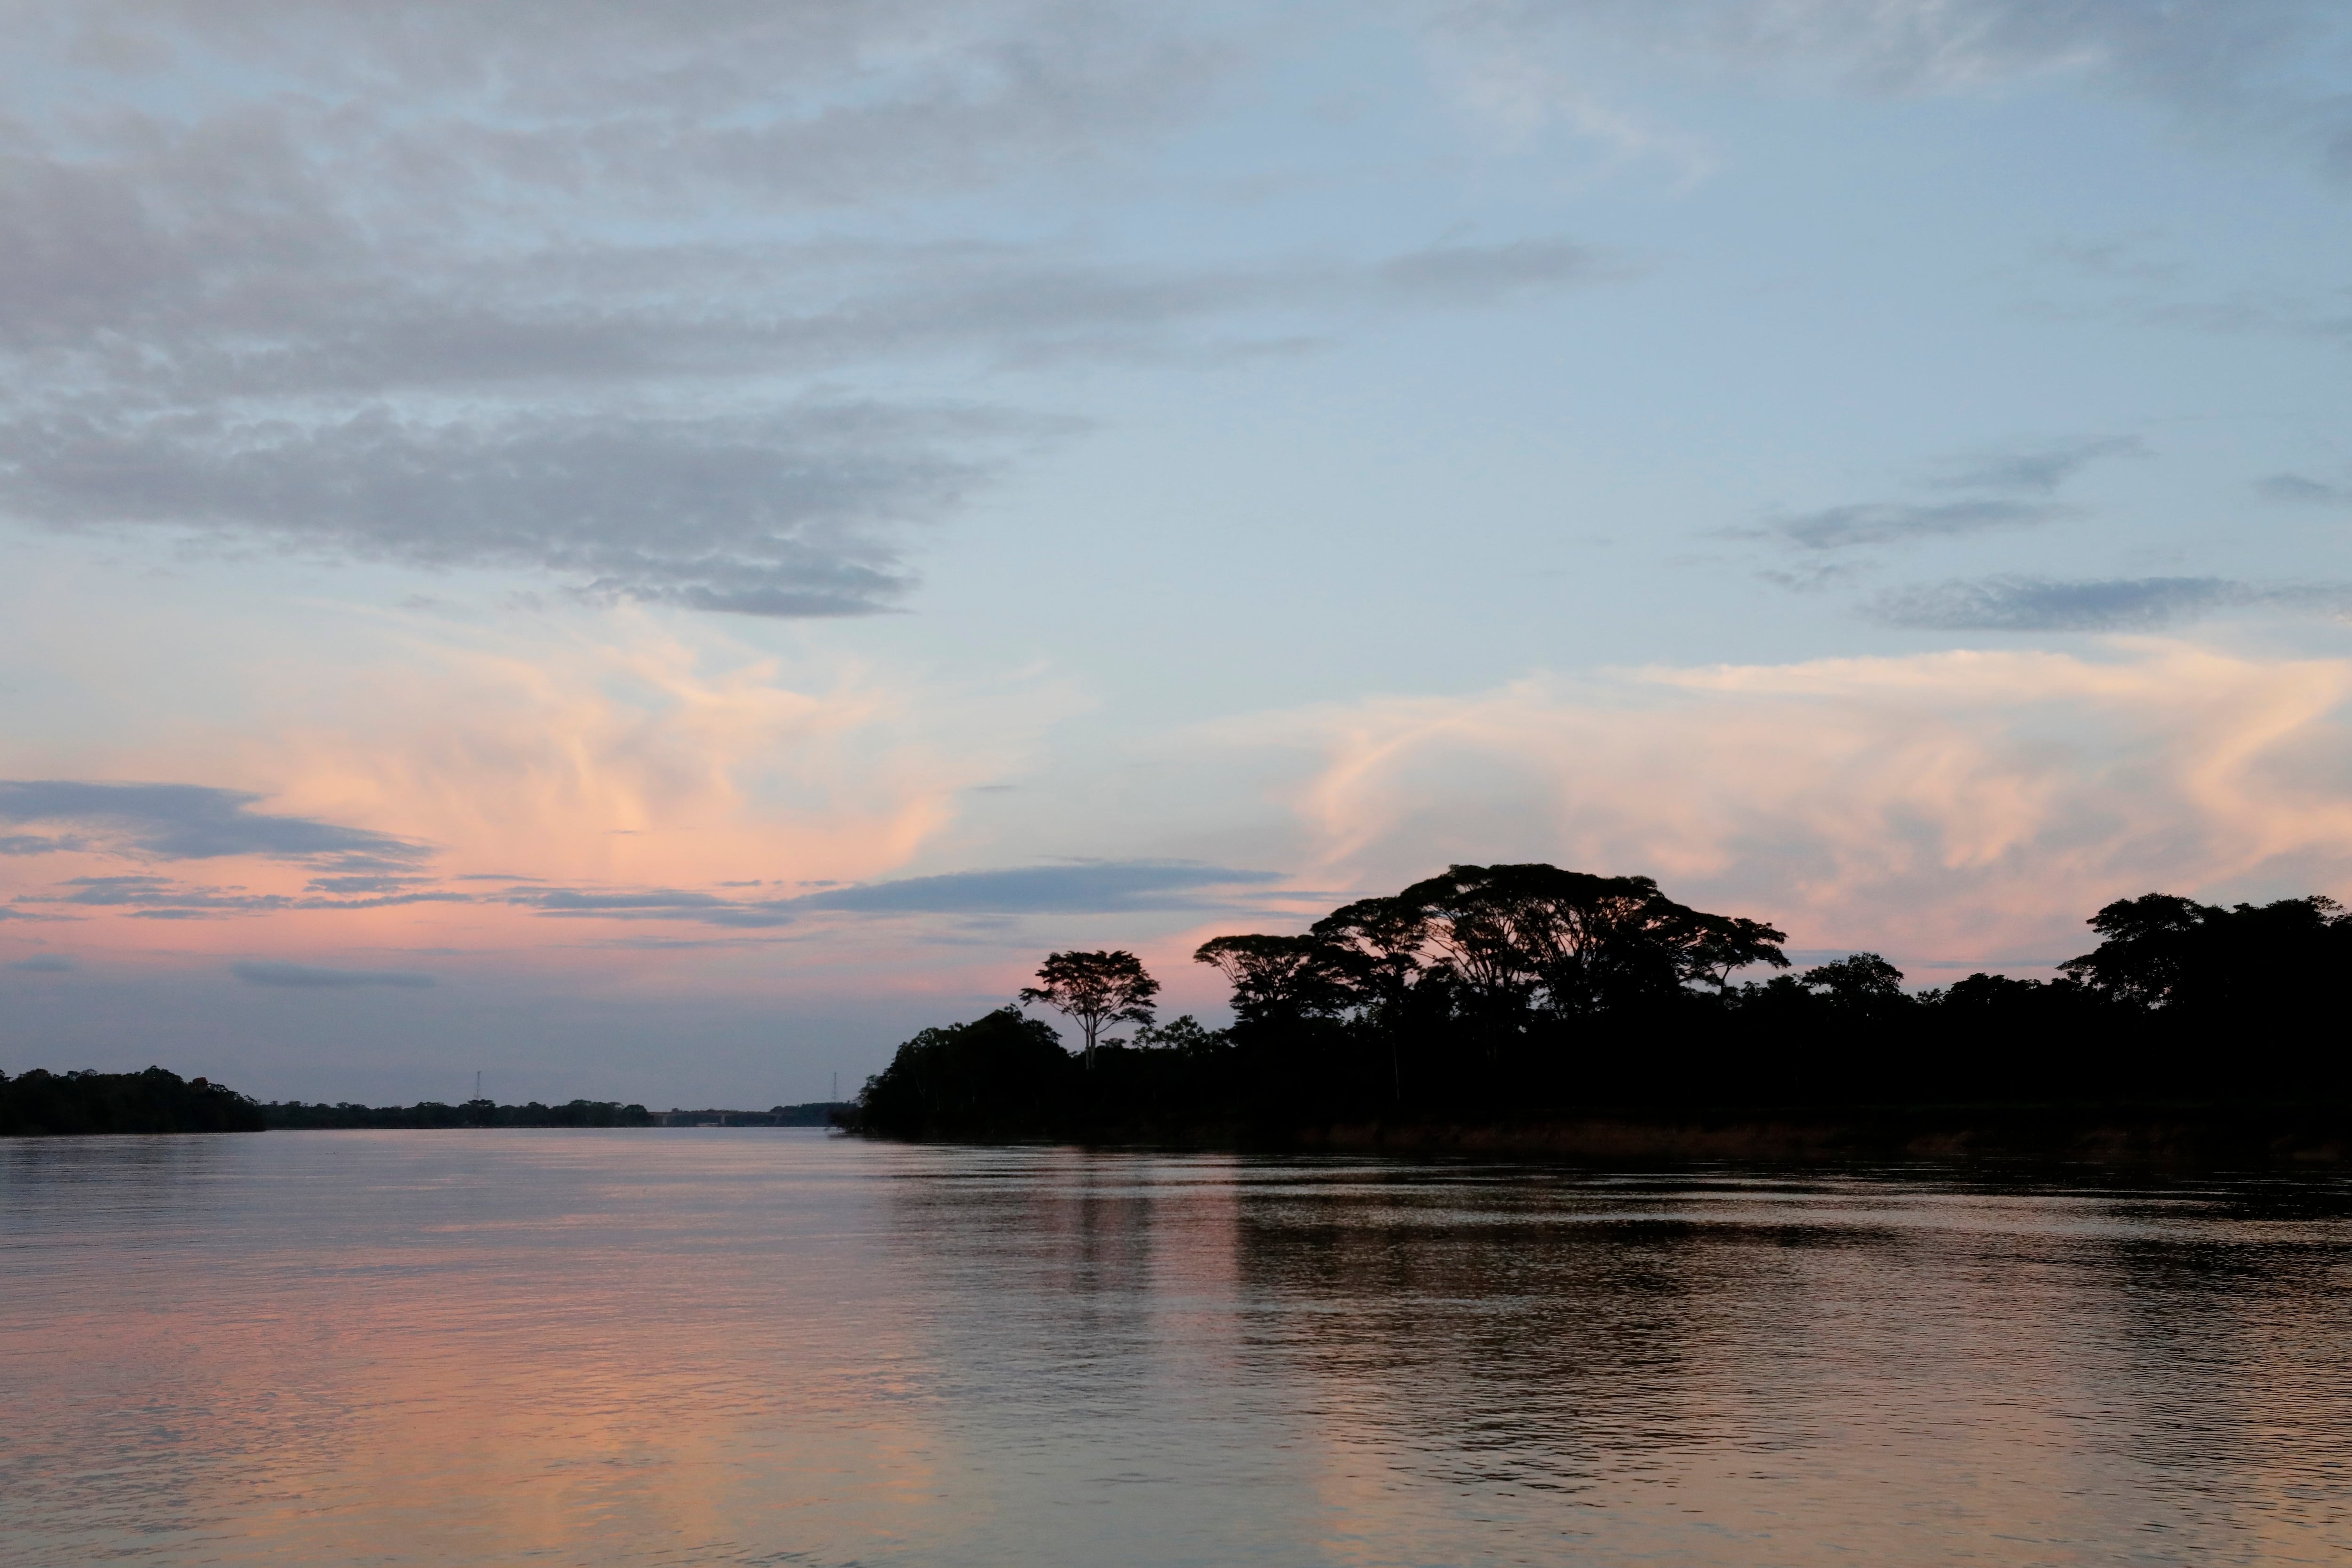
2,0,2348,1103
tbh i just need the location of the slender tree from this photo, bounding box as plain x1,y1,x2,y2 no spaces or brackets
1019,950,1160,1069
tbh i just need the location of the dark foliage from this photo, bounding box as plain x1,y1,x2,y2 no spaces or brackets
846,866,2352,1142
1018,949,1160,1069
771,1101,854,1127
259,1098,654,1129
856,1007,1078,1137
0,1067,266,1135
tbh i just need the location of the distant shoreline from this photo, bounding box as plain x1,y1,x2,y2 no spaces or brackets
0,1071,856,1137
842,1102,2352,1165
1285,1104,2352,1163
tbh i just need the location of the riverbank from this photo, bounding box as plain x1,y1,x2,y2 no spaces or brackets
1285,1103,2352,1162
839,1101,2352,1164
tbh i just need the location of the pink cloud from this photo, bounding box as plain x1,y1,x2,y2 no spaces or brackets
1214,639,2352,973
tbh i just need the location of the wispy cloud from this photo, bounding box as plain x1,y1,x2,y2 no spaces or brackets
1873,575,2236,631
505,886,792,928
18,872,473,918
1871,575,2352,631
499,860,1285,927
1923,436,2145,495
0,3,1635,614
0,781,427,863
0,406,998,618
230,960,434,990
1443,1,2352,183
790,861,1282,914
2258,472,2352,507
1769,500,2065,550
0,833,85,855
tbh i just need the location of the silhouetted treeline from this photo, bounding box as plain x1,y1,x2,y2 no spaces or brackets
0,1067,266,1135
850,866,2352,1141
261,1098,654,1129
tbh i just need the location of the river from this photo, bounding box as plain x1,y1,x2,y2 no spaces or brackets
3,1129,2347,1565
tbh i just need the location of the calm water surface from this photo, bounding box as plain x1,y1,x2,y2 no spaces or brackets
3,1131,2349,1566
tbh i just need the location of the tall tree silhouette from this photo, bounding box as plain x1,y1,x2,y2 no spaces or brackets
1384,864,1788,1024
1192,934,1358,1028
847,870,2352,1142
1020,949,1160,1069
2062,892,2352,1025
2058,893,2215,1009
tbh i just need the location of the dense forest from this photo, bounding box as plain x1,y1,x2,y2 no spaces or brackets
0,1067,267,1135
849,864,2352,1145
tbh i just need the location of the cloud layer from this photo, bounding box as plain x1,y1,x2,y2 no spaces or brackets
230,960,433,990
1220,639,2352,965
1453,0,2352,159
1874,577,2352,631
1772,500,2064,550
0,781,425,863
0,3,1631,615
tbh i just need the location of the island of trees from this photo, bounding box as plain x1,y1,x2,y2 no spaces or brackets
846,863,2352,1157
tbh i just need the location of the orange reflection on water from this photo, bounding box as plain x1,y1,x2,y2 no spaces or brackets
6,1136,2351,1567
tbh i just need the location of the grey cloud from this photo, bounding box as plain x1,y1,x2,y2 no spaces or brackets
304,875,429,894
0,209,1617,402
0,780,427,862
16,871,470,916
40,875,289,915
2259,472,2352,506
507,886,796,928
521,889,742,912
1460,2,2352,145
500,860,1284,928
2137,290,2352,346
8,954,76,971
1873,575,2235,630
1757,560,1868,593
307,891,471,910
0,833,82,854
230,960,434,989
0,239,1611,611
1372,239,1630,302
147,2,1229,202
0,6,1636,614
789,860,1283,914
0,406,1006,616
5,3,1233,211
1925,437,2145,495
1870,574,2352,631
50,874,231,905
1754,432,2129,561
1773,500,2064,550
504,886,787,925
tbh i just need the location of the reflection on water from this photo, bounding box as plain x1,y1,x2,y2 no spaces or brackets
3,1133,2348,1566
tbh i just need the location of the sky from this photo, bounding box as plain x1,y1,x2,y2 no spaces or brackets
3,0,2351,1106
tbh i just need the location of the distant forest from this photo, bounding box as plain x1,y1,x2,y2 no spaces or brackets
0,1075,660,1135
0,1083,869,1135
850,864,2352,1141
261,1098,655,1130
